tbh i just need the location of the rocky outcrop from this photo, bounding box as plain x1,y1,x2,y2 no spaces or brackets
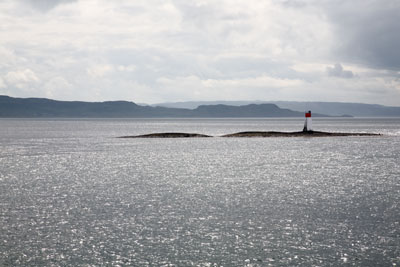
119,131,381,138
119,132,212,138
221,131,381,137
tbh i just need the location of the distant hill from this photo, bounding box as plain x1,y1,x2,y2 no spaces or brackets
270,101,400,117
154,100,400,117
192,104,315,117
0,95,327,118
0,95,186,118
153,100,267,109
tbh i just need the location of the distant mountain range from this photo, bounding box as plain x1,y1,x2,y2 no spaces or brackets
1,95,399,118
154,100,400,117
0,95,326,118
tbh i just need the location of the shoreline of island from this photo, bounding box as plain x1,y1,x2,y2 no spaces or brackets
119,131,381,138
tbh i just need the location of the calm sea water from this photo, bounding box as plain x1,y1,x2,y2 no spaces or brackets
1,118,399,266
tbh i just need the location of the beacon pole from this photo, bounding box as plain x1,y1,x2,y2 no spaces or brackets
303,111,312,132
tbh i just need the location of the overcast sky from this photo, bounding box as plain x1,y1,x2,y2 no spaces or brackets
0,0,399,105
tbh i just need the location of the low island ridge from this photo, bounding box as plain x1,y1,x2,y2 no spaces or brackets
119,131,381,138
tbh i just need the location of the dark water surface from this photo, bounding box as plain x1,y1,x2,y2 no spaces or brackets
1,118,399,266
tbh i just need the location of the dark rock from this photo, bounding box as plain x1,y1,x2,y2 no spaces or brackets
119,132,212,138
119,131,381,138
221,131,381,137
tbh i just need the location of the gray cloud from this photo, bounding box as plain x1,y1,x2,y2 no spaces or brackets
322,0,400,70
326,63,354,78
19,0,77,11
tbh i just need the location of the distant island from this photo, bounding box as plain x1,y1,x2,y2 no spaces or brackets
120,131,381,138
0,95,329,118
120,132,212,138
221,131,381,137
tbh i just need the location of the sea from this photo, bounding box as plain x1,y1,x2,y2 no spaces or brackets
0,118,399,266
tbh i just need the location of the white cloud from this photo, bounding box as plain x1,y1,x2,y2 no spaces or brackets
117,65,136,72
0,47,16,65
5,69,40,88
44,76,73,98
87,64,114,78
0,77,5,88
202,76,303,88
292,62,327,73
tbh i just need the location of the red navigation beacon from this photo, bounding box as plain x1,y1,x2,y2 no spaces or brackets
303,110,312,132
